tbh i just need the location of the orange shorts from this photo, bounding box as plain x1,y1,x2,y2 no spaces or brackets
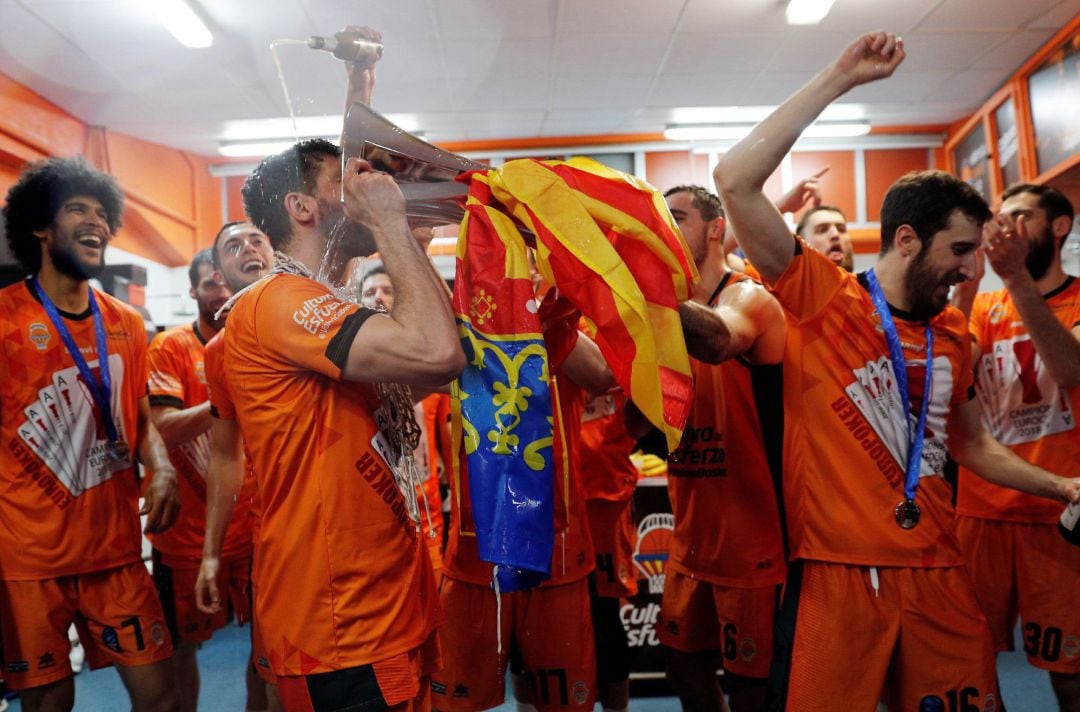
657,569,777,678
0,561,173,690
585,498,638,599
278,630,440,712
773,561,999,711
153,550,251,645
956,515,1080,673
431,576,595,711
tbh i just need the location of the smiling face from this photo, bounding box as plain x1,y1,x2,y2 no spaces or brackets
903,210,981,319
38,195,111,280
214,222,273,291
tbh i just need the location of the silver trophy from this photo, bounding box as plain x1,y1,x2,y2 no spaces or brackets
341,102,488,228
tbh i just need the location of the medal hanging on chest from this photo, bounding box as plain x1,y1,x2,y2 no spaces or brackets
31,278,130,470
865,270,933,530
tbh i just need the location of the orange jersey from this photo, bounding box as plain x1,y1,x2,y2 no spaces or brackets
0,281,146,580
416,395,446,545
578,392,638,502
204,331,261,539
766,242,974,568
223,274,441,676
444,373,596,587
146,323,252,564
666,273,787,587
957,277,1080,523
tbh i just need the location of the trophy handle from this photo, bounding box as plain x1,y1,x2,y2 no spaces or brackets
342,102,488,228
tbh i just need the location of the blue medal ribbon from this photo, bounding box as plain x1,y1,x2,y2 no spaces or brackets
31,278,122,448
865,269,933,504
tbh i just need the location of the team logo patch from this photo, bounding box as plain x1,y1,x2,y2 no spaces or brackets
38,652,56,669
617,562,629,584
28,322,50,350
1063,635,1080,659
983,693,997,712
739,636,757,662
102,626,121,652
987,303,1006,324
571,680,590,705
633,513,674,594
150,621,165,646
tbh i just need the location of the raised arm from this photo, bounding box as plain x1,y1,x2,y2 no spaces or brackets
948,397,1080,503
339,159,465,386
714,32,904,283
342,25,382,109
985,215,1080,388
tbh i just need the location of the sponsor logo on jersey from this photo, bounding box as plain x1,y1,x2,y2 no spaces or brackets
292,293,353,339
739,636,757,662
430,681,447,695
6,660,30,673
28,322,50,350
571,680,590,705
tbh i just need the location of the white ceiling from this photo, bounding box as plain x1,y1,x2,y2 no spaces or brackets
0,0,1075,157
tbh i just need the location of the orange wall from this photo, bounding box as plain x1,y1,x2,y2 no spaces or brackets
865,148,933,222
644,152,711,193
0,71,221,267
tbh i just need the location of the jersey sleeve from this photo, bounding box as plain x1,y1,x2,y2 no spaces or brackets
969,292,993,346
944,308,976,407
205,334,235,420
766,237,848,323
147,330,186,409
255,276,379,380
124,304,149,398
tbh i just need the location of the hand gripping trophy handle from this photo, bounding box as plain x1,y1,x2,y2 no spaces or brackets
341,102,489,229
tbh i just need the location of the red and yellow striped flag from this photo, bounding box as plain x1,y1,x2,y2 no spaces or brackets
475,156,697,449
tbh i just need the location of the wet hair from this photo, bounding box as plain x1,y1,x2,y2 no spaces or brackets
211,221,245,269
188,248,214,289
664,185,724,221
879,170,991,254
241,138,341,250
3,157,124,273
796,205,847,236
1001,183,1074,228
